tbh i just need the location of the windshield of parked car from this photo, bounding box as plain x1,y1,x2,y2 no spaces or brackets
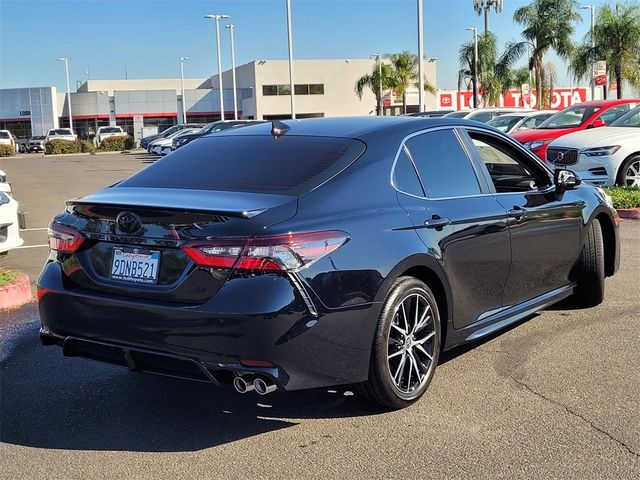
100,127,122,133
119,135,367,196
443,111,468,118
487,115,525,132
32,136,46,140
537,105,601,129
0,132,10,139
611,106,640,127
49,129,73,136
160,125,183,136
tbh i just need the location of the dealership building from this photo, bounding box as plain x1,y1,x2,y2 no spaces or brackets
0,58,438,142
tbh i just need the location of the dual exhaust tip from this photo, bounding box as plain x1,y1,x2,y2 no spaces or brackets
233,374,277,395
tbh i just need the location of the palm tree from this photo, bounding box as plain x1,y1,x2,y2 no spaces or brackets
354,62,394,115
385,52,436,114
459,32,505,106
569,2,640,99
499,0,581,108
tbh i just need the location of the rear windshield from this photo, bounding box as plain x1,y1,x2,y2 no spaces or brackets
119,135,366,195
0,132,9,139
49,129,73,135
100,127,122,133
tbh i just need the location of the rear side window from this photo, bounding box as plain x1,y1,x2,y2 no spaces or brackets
394,147,425,197
119,135,366,196
405,129,481,198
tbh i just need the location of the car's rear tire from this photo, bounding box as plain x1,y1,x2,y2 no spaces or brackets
573,220,605,307
616,155,640,187
358,277,440,409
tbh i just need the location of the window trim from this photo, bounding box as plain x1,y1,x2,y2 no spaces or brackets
390,126,492,200
458,126,555,196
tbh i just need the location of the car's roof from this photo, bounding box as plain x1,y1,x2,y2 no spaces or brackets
575,99,640,107
218,116,487,139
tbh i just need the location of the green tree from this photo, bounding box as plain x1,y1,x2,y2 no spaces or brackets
499,0,581,108
570,2,640,99
354,62,395,115
458,32,509,106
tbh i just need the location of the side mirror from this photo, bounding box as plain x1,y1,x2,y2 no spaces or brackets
588,118,606,129
554,169,581,190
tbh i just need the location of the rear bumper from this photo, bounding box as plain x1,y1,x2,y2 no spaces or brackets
37,261,378,390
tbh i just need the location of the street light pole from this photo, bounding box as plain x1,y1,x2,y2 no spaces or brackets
466,27,478,109
57,57,73,133
417,0,425,113
285,0,296,119
180,56,189,124
226,24,238,120
581,5,595,101
205,14,230,121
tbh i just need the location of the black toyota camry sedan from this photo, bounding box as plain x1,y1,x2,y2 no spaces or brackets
38,117,620,408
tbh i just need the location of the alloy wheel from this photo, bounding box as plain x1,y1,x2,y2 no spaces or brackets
386,292,436,397
625,160,640,187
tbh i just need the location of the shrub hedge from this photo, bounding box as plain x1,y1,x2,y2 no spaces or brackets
45,139,82,155
0,144,15,157
603,186,640,209
98,135,134,151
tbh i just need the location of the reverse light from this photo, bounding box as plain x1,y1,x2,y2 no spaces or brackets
523,139,553,151
183,230,350,272
47,222,85,254
581,145,621,157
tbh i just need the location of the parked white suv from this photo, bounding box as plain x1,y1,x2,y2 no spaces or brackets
0,171,24,255
0,130,17,153
547,105,640,187
45,128,76,142
94,126,127,147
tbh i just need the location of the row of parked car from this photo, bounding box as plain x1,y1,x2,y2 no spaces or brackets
411,100,640,188
140,120,264,156
0,169,23,255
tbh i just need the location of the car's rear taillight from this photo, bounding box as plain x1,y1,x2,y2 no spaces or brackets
48,223,85,253
183,231,349,272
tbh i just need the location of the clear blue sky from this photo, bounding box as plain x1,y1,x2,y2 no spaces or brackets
0,0,606,91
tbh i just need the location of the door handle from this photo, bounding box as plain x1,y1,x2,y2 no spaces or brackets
424,215,451,229
507,207,528,220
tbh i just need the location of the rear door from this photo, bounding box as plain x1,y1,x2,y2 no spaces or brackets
461,128,582,307
394,127,512,329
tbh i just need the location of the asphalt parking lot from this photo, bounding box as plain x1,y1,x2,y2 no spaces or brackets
1,153,639,479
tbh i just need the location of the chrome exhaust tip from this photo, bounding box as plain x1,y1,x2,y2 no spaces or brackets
233,375,256,393
254,377,277,395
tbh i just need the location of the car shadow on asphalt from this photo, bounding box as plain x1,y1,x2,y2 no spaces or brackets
0,323,388,453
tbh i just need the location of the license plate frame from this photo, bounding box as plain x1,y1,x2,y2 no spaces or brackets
109,247,161,285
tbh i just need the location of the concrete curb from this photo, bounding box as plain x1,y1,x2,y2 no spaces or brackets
0,274,33,311
617,208,640,220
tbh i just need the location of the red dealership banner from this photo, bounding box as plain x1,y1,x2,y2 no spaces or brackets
438,87,589,111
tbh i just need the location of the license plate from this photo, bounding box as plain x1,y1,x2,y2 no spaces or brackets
110,247,160,284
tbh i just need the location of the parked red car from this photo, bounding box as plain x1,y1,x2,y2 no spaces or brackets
511,99,640,160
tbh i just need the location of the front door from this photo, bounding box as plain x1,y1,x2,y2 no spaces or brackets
461,129,583,308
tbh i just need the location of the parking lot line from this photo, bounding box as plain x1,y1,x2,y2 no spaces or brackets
14,244,48,249
21,227,48,231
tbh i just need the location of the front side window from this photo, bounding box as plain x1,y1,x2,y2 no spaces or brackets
404,129,481,198
597,104,631,124
468,132,549,193
611,106,640,127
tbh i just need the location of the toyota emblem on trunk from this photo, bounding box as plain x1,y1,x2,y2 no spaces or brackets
116,211,142,234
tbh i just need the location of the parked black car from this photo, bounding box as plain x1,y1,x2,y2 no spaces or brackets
38,117,619,408
172,120,265,150
139,123,205,149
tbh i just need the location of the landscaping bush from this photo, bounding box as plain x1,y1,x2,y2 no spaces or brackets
0,144,15,157
45,139,82,155
80,140,95,153
603,186,640,209
98,135,134,152
0,268,21,287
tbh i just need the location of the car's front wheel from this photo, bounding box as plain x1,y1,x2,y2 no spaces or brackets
616,155,640,187
573,220,605,307
359,277,441,409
